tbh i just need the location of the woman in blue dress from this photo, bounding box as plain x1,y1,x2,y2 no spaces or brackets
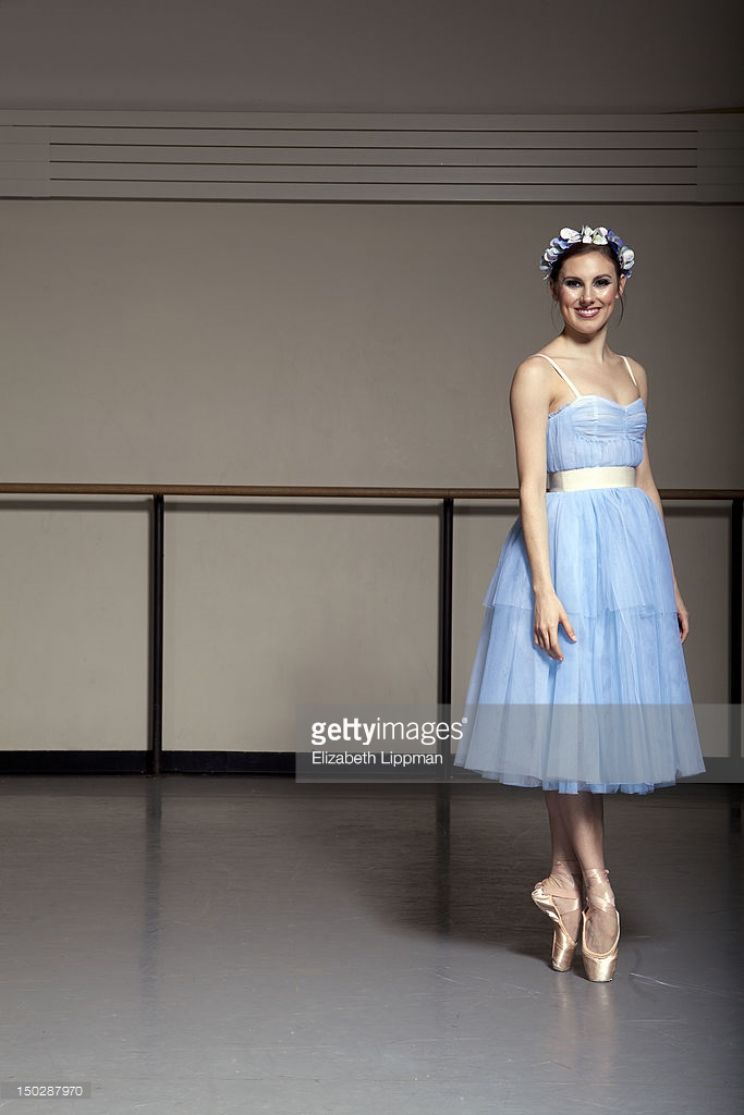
454,225,705,981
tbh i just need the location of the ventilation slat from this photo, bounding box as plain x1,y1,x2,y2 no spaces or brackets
47,162,698,186
52,145,699,168
44,181,700,202
41,127,702,149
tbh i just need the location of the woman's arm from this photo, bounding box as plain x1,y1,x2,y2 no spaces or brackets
629,357,690,641
510,358,554,593
509,358,577,660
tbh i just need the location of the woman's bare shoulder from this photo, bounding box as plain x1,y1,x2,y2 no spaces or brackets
509,353,554,410
512,352,555,380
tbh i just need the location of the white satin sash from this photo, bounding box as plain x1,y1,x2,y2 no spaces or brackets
548,465,636,492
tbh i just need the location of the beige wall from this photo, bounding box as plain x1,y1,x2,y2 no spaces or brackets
0,0,740,114
0,202,741,750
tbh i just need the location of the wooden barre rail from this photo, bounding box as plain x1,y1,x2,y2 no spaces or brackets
0,483,742,499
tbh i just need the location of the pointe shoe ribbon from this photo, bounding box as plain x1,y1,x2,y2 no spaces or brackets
581,867,621,983
531,869,582,972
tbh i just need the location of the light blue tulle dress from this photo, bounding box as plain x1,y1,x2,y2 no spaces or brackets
454,352,706,794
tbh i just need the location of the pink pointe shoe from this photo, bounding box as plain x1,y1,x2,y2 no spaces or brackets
581,867,621,982
531,860,583,971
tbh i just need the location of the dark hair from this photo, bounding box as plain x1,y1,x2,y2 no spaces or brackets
547,242,625,323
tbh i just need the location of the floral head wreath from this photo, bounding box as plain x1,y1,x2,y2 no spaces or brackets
538,225,635,282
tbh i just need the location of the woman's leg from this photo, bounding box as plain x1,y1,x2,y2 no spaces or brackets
545,788,580,867
541,790,583,943
554,790,618,954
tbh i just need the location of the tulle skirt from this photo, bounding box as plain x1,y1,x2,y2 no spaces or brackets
453,487,706,794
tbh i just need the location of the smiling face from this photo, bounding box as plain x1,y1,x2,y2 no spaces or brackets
550,249,626,330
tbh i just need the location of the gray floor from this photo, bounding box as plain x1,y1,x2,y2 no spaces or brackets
0,776,741,1115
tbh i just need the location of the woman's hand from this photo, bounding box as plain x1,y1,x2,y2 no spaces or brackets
674,586,690,643
533,589,577,661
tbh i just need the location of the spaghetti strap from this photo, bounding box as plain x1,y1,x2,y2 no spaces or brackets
620,354,639,389
533,352,582,400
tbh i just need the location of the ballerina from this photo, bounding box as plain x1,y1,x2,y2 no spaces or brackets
454,225,705,981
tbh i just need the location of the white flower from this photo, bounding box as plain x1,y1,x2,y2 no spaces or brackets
580,224,609,244
618,246,635,270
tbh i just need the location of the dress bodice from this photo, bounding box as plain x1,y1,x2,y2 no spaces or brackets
534,352,647,472
546,395,647,472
